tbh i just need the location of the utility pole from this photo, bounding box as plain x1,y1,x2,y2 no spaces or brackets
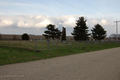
114,21,120,34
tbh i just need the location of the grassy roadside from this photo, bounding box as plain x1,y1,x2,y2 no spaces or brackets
0,42,120,66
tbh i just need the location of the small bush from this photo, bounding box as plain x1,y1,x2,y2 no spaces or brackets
22,33,29,40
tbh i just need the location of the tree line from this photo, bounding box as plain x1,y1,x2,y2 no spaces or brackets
21,16,106,41
43,16,107,41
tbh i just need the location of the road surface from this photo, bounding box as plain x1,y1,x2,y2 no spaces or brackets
0,47,120,80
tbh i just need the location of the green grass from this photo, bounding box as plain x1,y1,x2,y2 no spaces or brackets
0,40,120,66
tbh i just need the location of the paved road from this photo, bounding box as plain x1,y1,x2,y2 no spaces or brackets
0,47,120,80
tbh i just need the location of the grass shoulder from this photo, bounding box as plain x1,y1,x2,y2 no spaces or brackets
0,42,120,66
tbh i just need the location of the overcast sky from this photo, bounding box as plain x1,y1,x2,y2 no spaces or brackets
0,0,120,36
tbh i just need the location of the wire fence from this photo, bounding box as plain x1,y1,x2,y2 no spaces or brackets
0,39,120,51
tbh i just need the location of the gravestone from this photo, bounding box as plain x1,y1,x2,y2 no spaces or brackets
63,41,66,43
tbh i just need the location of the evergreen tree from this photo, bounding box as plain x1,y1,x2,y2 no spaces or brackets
91,24,107,40
61,27,66,41
71,17,90,41
43,24,61,40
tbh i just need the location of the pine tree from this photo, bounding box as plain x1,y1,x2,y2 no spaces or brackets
43,24,61,40
91,24,107,40
61,27,66,41
71,17,90,41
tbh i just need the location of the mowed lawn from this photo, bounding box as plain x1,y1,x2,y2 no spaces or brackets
0,40,120,66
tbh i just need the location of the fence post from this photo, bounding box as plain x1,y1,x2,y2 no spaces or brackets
42,40,43,50
57,40,58,49
35,40,38,51
8,40,9,46
47,40,49,50
19,40,21,47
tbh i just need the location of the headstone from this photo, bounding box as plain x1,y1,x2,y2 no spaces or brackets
63,41,66,43
47,39,50,43
68,41,72,45
94,41,98,44
40,38,43,41
101,40,104,43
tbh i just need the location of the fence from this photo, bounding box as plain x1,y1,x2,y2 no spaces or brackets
0,39,120,51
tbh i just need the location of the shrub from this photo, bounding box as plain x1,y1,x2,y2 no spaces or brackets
22,33,29,40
